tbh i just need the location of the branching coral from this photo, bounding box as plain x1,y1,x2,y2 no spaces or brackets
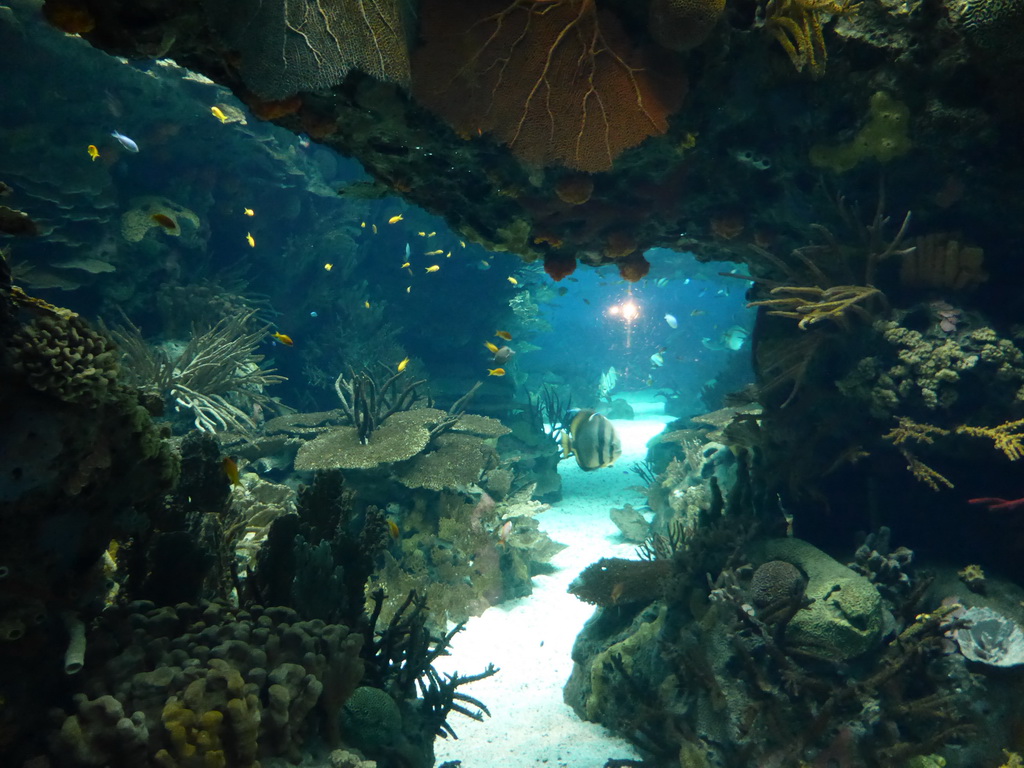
958,418,1024,461
334,365,429,444
412,0,687,171
749,284,885,329
109,311,285,433
762,0,859,78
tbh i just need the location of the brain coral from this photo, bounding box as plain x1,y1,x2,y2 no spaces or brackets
649,0,727,51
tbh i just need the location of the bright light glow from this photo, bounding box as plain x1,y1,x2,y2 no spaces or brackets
608,305,620,316
621,300,639,322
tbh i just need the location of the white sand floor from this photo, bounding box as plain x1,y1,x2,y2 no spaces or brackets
433,394,672,767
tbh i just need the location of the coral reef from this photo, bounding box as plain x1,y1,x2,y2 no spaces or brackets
50,601,365,767
0,280,179,757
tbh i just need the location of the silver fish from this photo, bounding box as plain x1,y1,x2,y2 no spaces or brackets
493,346,515,365
110,130,139,153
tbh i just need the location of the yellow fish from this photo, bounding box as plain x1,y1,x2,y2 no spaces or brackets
364,300,371,309
361,221,366,228
243,207,254,216
425,265,440,273
386,519,400,540
87,144,100,161
406,286,411,293
507,276,518,285
487,368,506,377
324,263,333,271
484,341,500,354
425,249,443,256
388,214,403,224
271,332,293,346
417,231,426,237
211,106,229,123
397,357,410,372
246,232,255,247
495,330,512,341
401,262,410,269
445,251,452,258
222,456,242,486
372,224,378,234
427,231,436,237
460,240,466,248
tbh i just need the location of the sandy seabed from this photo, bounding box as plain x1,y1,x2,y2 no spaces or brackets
433,394,672,767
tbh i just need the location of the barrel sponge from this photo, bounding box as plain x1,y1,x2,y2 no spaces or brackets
7,313,119,405
649,0,727,51
203,0,412,100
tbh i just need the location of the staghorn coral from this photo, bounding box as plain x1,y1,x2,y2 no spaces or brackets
109,311,286,434
412,0,687,171
204,0,411,100
6,311,119,405
957,417,1024,461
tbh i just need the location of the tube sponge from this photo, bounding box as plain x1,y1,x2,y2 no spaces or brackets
64,612,86,675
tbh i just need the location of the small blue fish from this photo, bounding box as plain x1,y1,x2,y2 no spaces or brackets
110,130,139,153
309,311,318,318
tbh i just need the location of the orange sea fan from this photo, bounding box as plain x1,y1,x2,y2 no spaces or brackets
412,0,687,172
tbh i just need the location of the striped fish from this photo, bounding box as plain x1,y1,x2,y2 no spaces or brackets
560,409,622,471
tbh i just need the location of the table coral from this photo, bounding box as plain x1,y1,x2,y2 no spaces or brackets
120,197,200,244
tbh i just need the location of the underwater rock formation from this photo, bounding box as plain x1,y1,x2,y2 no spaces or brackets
0,278,179,757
